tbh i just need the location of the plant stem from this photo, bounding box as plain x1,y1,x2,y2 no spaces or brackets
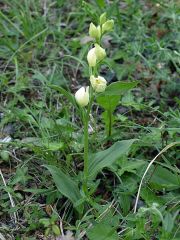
83,89,94,192
83,110,89,185
108,110,112,137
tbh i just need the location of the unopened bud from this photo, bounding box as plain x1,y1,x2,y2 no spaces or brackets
94,44,106,62
89,23,101,40
87,47,97,67
100,12,107,25
75,87,89,107
102,20,114,33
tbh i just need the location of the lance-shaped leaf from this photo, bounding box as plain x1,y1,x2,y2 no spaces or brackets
87,222,119,240
88,139,137,179
44,165,81,204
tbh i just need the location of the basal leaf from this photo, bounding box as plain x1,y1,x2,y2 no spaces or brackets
87,223,119,240
44,165,81,204
88,139,136,179
149,166,180,190
118,160,145,176
163,212,174,233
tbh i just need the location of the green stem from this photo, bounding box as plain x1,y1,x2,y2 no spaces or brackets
108,110,112,137
83,88,94,192
83,110,89,184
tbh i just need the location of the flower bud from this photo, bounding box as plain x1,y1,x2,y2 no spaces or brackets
87,47,97,67
102,20,114,33
90,75,107,93
100,12,107,25
75,86,89,107
97,25,101,38
89,23,101,40
94,44,106,62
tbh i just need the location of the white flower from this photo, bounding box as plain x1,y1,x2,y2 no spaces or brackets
87,47,97,67
90,75,107,93
75,86,89,107
87,43,106,67
87,44,106,67
94,44,106,61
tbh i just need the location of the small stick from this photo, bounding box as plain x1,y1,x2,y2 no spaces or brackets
0,169,17,224
134,142,180,213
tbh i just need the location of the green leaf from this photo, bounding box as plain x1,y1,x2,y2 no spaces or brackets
103,81,138,96
88,139,136,179
52,225,61,236
119,194,131,216
0,150,10,161
43,141,64,151
39,218,50,227
87,223,119,240
11,167,30,185
140,188,163,206
44,165,81,204
163,212,174,233
96,82,138,112
149,166,180,190
49,84,77,107
118,160,145,176
45,228,51,236
97,95,120,111
96,0,105,8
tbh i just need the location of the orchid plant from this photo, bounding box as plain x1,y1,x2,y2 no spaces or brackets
46,12,137,215
74,13,114,193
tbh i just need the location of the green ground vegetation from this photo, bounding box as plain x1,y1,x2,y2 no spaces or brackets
0,0,180,239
